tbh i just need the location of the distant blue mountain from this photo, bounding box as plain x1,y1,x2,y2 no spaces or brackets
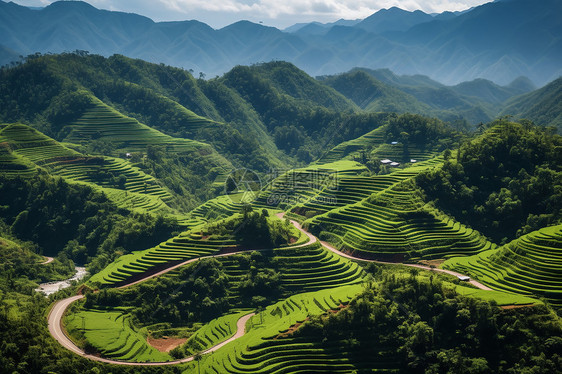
0,0,560,86
355,7,434,34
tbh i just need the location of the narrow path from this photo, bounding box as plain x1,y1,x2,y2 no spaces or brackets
48,218,315,366
47,296,255,366
49,212,492,365
40,256,54,265
278,213,492,291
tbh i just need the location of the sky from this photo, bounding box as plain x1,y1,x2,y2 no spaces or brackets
9,0,494,29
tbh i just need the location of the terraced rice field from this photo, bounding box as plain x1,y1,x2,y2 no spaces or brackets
0,123,183,215
190,194,246,222
318,125,438,165
272,243,366,292
182,310,251,355
88,232,238,287
254,160,368,211
443,224,562,307
64,308,171,362
65,99,210,153
0,137,36,177
200,284,370,373
305,180,494,261
217,242,366,301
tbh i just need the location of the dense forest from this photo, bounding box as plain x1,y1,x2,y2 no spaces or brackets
417,120,562,243
0,53,561,373
296,267,562,373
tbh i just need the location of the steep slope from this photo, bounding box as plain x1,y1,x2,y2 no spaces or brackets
356,7,434,34
321,69,499,125
395,0,562,84
417,120,562,243
245,61,356,112
1,0,561,85
452,78,529,104
320,70,430,113
443,224,562,307
501,76,562,130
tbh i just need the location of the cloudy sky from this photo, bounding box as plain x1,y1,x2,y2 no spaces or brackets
9,0,493,29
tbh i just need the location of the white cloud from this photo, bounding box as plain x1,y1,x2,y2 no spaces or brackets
155,0,491,18
8,0,493,27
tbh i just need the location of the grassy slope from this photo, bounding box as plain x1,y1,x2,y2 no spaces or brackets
443,224,562,307
0,123,189,218
64,307,171,362
501,76,562,130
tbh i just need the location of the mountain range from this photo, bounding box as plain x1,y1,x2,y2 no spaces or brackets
1,0,561,86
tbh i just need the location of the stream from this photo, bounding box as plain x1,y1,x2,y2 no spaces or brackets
36,266,88,296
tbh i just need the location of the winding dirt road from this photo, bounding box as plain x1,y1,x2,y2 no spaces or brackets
47,295,255,366
41,256,54,265
47,218,317,366
278,213,492,291
48,211,492,366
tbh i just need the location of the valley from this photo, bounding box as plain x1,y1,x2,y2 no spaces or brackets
0,6,561,371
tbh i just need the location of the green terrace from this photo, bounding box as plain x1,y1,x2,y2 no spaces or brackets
443,224,562,307
0,138,36,177
289,158,443,219
253,160,368,211
216,242,366,302
65,99,209,154
181,310,252,355
0,123,177,212
88,231,238,287
305,180,494,261
200,284,369,373
64,307,171,363
190,194,247,223
317,124,440,165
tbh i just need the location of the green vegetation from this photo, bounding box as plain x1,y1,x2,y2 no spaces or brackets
196,270,558,374
0,173,177,272
306,176,494,261
444,224,562,307
175,310,250,356
64,308,171,362
501,77,562,131
0,53,561,372
197,284,366,373
417,120,562,243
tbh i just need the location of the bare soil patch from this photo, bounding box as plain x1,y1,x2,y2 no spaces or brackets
418,259,446,267
500,304,535,310
147,336,187,352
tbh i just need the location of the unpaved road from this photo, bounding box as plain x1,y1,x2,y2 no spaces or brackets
47,295,255,366
41,256,54,264
47,218,319,366
48,211,492,366
278,213,493,291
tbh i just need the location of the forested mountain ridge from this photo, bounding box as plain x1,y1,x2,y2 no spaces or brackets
1,0,561,85
501,77,562,130
0,51,561,373
320,68,543,126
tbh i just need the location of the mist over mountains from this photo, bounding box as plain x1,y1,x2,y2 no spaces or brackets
0,0,561,86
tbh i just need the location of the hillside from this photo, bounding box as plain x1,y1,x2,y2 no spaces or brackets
320,70,430,113
1,0,561,85
330,68,539,126
417,120,562,243
355,7,434,34
0,52,561,373
501,76,562,130
444,224,562,307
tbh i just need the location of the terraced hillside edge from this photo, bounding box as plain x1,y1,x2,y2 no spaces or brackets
443,224,562,307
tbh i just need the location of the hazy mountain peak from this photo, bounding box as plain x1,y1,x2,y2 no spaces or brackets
507,76,537,93
356,6,433,34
